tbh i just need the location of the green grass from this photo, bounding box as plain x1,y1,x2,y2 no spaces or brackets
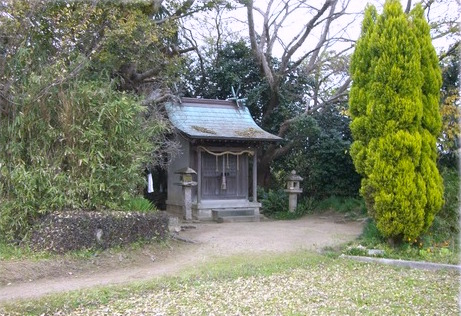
0,251,459,315
121,196,157,213
342,220,459,265
0,242,51,261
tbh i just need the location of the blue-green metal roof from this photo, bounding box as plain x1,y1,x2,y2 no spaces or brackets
165,98,281,142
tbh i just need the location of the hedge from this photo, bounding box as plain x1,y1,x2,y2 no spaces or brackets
28,210,170,253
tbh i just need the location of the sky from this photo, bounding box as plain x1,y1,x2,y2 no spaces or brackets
192,0,459,57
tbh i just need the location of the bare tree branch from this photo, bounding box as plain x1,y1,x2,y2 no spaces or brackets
246,0,276,87
307,77,351,114
438,41,460,61
32,42,104,102
182,26,206,94
141,88,179,107
276,76,351,139
291,44,353,76
154,0,223,25
266,1,294,56
421,0,436,11
405,0,412,13
280,0,336,70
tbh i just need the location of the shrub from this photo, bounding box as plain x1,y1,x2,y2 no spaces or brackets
360,219,385,245
315,196,366,214
271,200,314,220
122,197,157,213
0,77,169,241
429,167,459,243
296,197,316,215
259,188,315,219
259,188,288,216
27,210,169,253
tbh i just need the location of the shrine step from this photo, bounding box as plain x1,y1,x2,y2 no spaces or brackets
212,209,260,223
216,215,260,223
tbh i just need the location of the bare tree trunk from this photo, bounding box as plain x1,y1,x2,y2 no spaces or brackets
243,0,350,187
257,155,273,188
257,140,296,187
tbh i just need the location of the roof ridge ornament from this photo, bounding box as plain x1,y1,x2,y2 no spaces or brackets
228,85,247,108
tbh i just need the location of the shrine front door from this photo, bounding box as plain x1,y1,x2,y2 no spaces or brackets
201,152,248,200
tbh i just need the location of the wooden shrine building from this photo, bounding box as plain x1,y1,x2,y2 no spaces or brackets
165,97,281,221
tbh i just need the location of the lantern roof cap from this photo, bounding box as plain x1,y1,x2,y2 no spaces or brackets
175,167,197,175
286,170,303,181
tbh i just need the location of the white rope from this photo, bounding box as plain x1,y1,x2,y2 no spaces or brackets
199,146,252,174
221,157,227,190
198,146,254,157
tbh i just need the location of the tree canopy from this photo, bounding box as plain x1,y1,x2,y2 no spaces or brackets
0,0,216,240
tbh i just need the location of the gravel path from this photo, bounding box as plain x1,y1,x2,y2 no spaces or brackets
0,214,363,302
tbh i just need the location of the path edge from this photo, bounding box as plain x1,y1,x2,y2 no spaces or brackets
341,254,461,271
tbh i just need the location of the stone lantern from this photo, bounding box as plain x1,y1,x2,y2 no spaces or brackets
175,167,197,221
284,170,303,212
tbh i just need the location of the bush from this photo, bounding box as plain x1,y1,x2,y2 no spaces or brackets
429,167,459,243
122,197,157,213
259,188,314,219
259,188,288,216
315,196,366,214
360,219,385,245
27,210,169,253
271,201,314,220
0,77,170,241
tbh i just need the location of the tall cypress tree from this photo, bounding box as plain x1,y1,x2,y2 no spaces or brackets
349,0,443,243
410,5,444,230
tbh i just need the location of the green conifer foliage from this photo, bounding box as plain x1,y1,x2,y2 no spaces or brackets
349,0,444,242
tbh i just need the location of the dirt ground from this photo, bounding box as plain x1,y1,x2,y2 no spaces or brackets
0,213,364,302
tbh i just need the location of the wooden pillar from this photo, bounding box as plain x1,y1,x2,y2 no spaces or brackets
252,151,257,202
197,148,202,203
